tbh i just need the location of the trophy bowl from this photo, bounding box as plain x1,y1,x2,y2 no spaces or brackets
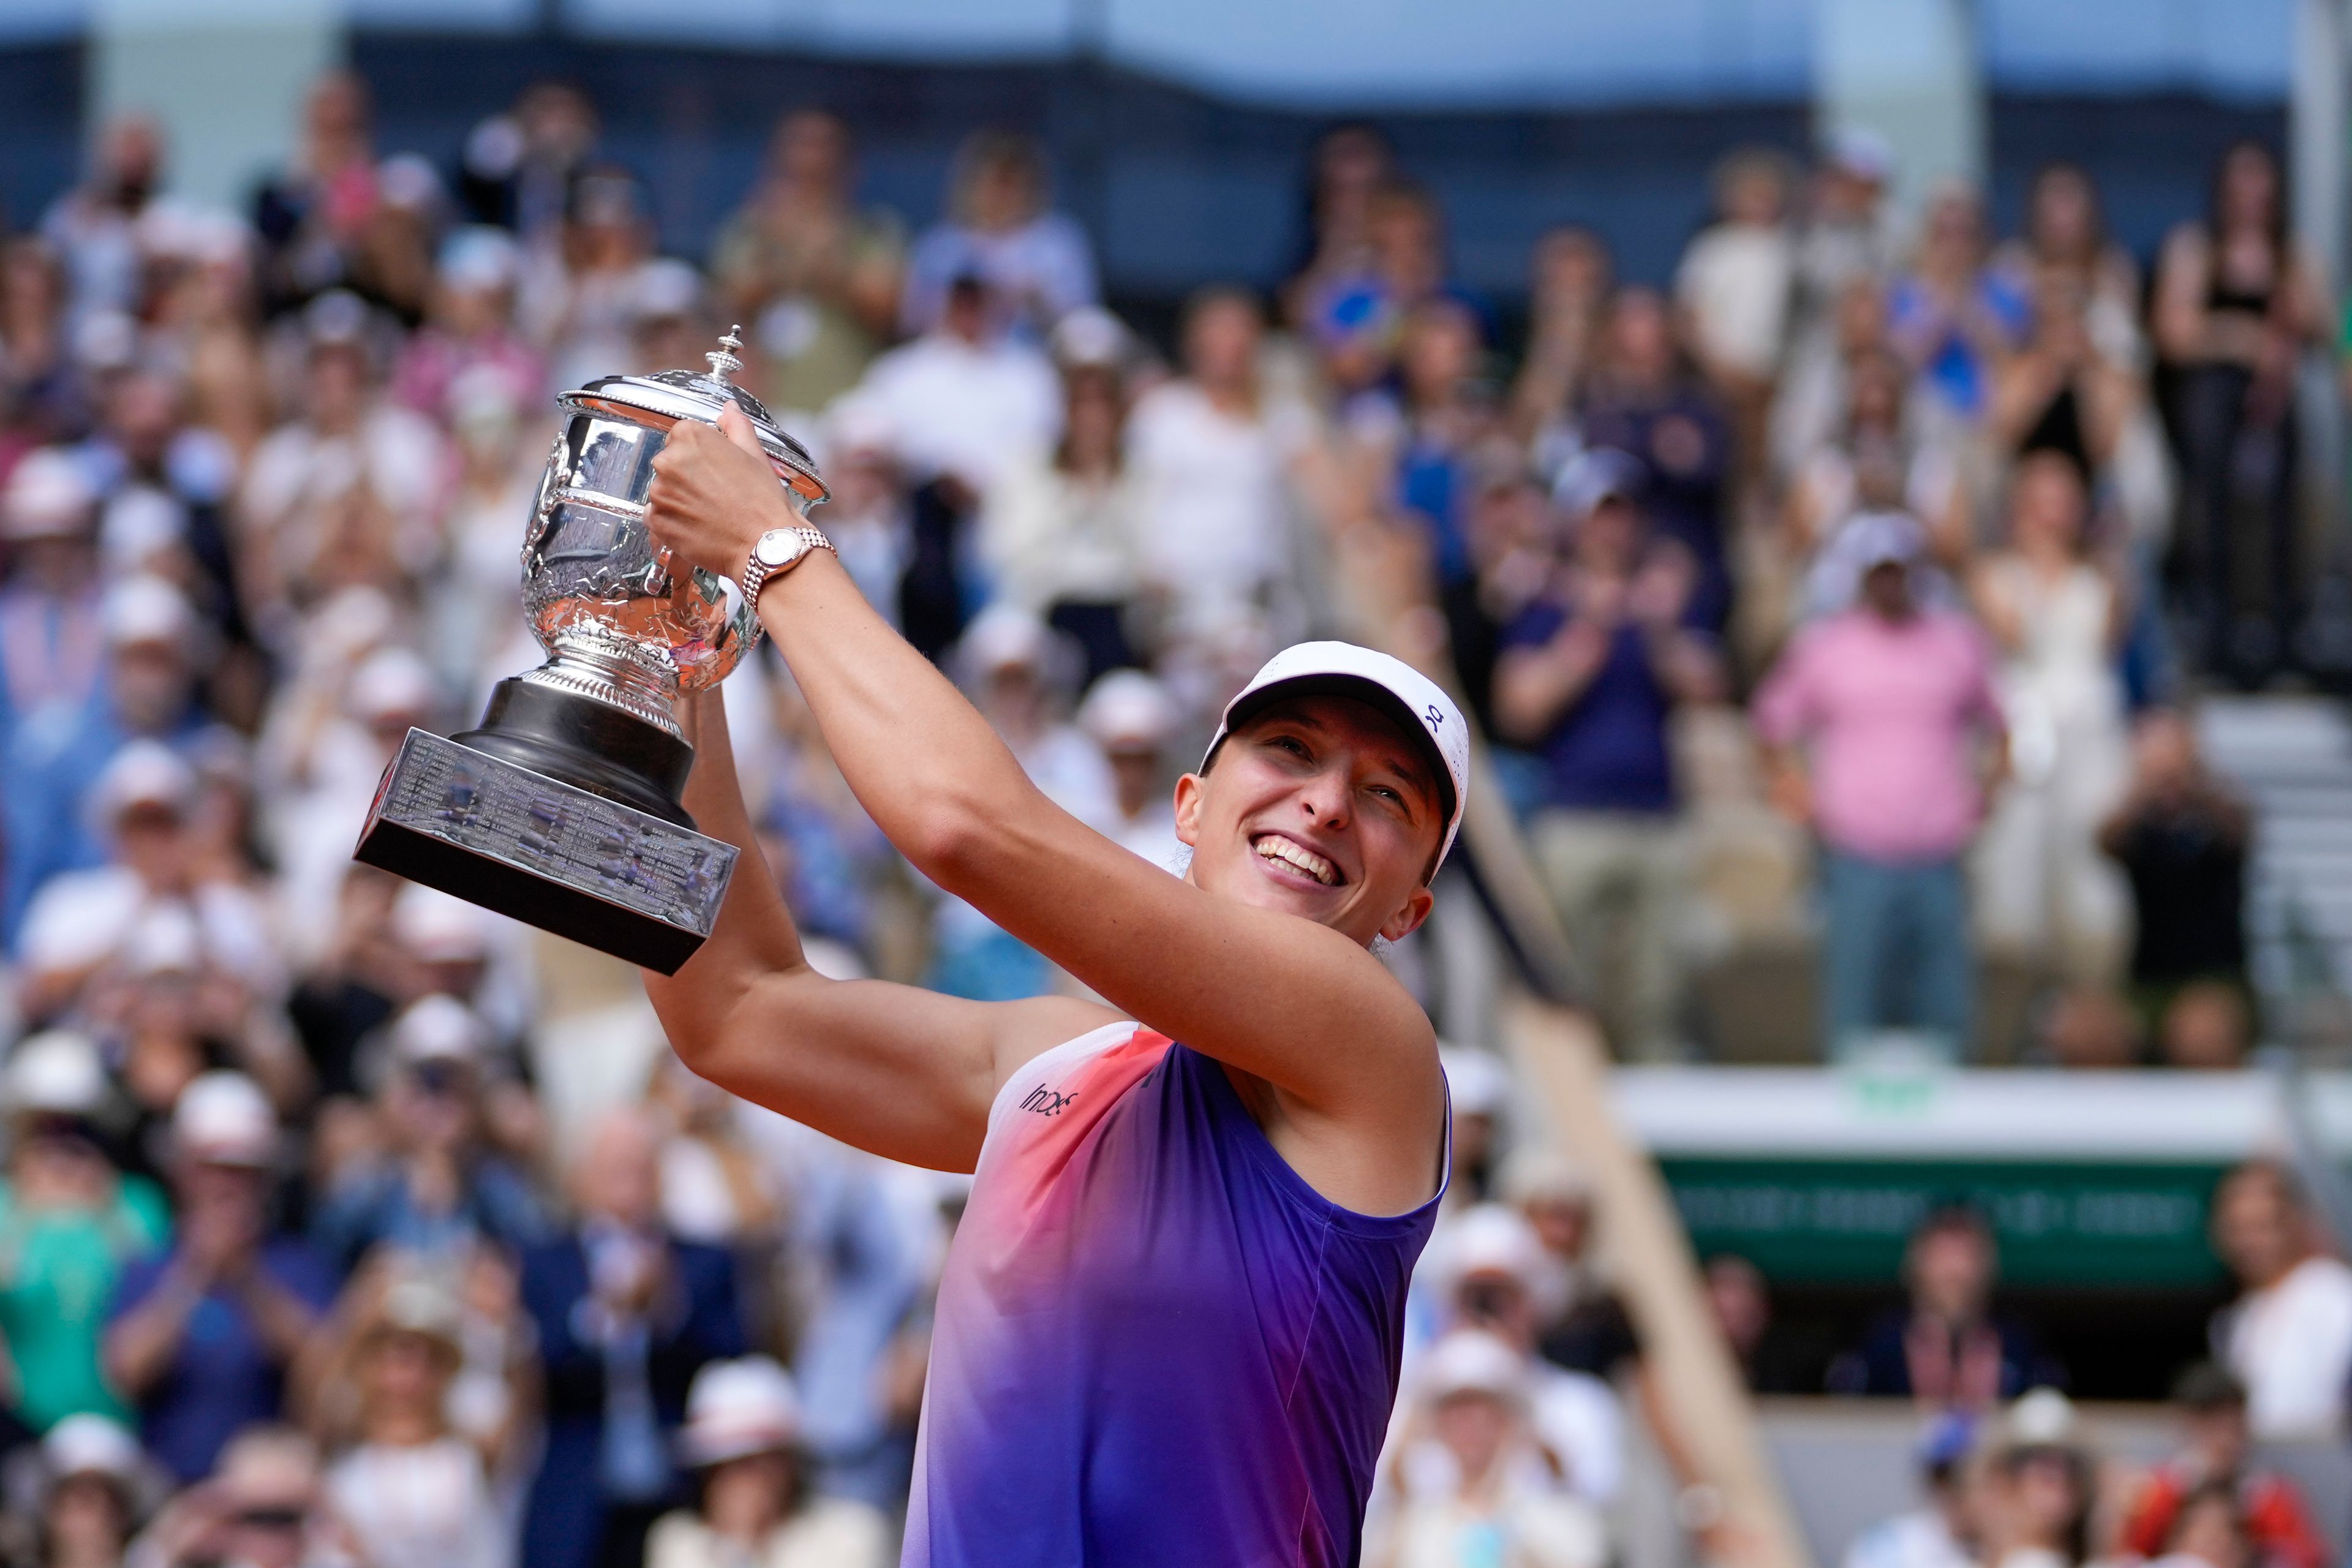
353,332,828,973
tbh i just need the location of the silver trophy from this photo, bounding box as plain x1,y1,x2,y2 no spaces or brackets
355,332,829,972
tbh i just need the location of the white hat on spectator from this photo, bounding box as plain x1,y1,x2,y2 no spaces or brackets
390,993,486,1068
347,646,439,724
122,903,204,979
371,1273,465,1356
104,574,194,652
72,310,140,375
1825,125,1896,184
3,449,97,540
1846,509,1923,570
1993,1387,2084,1452
172,1071,275,1167
42,1414,143,1485
438,225,520,293
1077,670,1176,753
822,398,898,466
376,153,443,214
1439,1044,1510,1120
1500,1147,1596,1210
94,740,197,826
628,258,703,325
99,488,189,572
6,1031,108,1115
678,1357,802,1466
1442,1203,1550,1292
959,605,1052,676
1417,1328,1529,1408
1551,447,1645,521
1050,306,1131,371
303,288,371,351
391,884,497,964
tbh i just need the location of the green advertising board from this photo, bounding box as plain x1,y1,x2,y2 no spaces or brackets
1656,1156,2231,1286
1607,1066,2347,1289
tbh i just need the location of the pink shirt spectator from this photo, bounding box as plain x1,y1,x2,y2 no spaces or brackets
1752,608,2003,863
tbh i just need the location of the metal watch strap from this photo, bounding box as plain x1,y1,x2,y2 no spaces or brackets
741,526,834,609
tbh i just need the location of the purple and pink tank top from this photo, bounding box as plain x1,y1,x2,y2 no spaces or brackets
903,1020,1444,1567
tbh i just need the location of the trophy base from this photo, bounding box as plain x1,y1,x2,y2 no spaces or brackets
353,693,737,974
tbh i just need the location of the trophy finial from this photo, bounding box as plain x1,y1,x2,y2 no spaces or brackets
706,326,745,386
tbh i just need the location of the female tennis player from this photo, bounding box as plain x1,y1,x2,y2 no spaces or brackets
640,405,1466,1567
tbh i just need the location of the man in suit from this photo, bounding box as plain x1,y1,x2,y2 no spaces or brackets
520,1107,745,1568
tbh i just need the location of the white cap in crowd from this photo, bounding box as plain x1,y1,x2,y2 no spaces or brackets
1050,305,1131,371
2,449,97,541
105,574,196,652
94,740,198,827
1077,669,1177,753
959,605,1051,676
42,1413,145,1485
1204,641,1471,870
390,993,487,1069
1438,1202,1551,1297
121,903,205,979
172,1071,276,1167
1500,1147,1596,1210
100,490,189,572
678,1357,802,1466
391,884,497,965
1439,1044,1510,1121
1417,1328,1529,1408
5,1030,108,1116
347,646,440,725
372,1273,466,1354
438,225,520,293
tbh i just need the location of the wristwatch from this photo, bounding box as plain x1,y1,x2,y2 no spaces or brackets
739,524,834,609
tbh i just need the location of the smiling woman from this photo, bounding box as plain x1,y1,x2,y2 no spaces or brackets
634,406,1469,1568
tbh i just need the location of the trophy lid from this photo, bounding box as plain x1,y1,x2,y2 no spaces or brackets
558,328,829,504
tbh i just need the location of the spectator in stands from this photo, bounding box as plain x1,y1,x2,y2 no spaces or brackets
1969,451,2131,983
1705,1254,1808,1395
1843,1413,1978,1568
130,1424,362,1568
1371,1329,1607,1568
1303,179,1460,401
104,1072,334,1483
2030,986,2142,1070
710,108,905,415
1790,129,1895,371
1755,515,2005,1058
901,129,1096,341
856,271,1057,500
519,1109,745,1568
1993,162,2145,371
0,1031,169,1434
2120,1363,2327,1568
1676,148,1796,473
1511,226,1612,453
1580,288,1735,631
39,114,173,330
646,1357,891,1568
523,165,658,396
2100,710,2252,1016
1975,1390,2098,1568
2206,1161,2352,1440
2149,1483,2257,1568
1493,449,1721,1059
310,995,546,1273
1076,669,1183,868
2154,141,2332,686
388,227,539,424
977,308,1142,683
1430,1204,1621,1504
236,291,446,628
1128,286,1311,645
1888,183,2029,428
251,72,382,318
0,448,108,937
2157,981,2253,1071
23,1411,159,1568
1828,1204,2061,1407
454,80,598,244
1282,123,1395,334
315,1270,509,1568
0,240,88,451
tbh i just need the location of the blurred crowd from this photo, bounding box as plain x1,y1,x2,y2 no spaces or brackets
0,61,2343,1568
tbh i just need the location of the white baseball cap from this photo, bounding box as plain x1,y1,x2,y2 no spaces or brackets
171,1070,276,1167
1417,1328,1529,1406
1202,641,1469,872
6,1030,109,1115
678,1356,801,1466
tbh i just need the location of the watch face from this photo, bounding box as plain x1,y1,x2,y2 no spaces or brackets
754,529,802,568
